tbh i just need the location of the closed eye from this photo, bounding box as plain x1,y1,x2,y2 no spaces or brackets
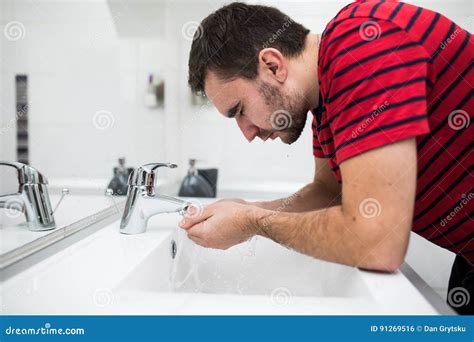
226,101,241,119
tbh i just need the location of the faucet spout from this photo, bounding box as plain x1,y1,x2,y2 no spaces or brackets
0,162,55,231
120,188,189,234
119,163,190,235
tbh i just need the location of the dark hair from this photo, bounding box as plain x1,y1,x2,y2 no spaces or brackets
188,2,310,95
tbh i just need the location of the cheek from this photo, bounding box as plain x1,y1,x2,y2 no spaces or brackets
239,84,276,130
246,105,273,130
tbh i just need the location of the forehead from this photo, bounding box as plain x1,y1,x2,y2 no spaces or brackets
204,72,254,115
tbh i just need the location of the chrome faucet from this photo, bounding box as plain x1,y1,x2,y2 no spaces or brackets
0,161,56,231
120,163,190,234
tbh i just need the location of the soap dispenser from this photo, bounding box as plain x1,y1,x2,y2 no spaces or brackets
107,158,132,196
144,74,158,108
178,159,215,198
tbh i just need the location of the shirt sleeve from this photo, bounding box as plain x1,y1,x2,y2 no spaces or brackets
320,18,432,164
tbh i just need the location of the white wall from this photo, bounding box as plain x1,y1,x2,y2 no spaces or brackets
0,0,170,186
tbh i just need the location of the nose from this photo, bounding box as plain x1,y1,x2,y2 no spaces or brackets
236,115,259,142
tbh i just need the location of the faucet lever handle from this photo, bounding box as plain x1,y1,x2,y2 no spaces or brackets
128,162,178,186
143,163,177,172
51,188,70,215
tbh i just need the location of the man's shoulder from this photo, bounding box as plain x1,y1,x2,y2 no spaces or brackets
322,0,432,42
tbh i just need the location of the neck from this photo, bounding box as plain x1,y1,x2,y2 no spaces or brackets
300,33,320,110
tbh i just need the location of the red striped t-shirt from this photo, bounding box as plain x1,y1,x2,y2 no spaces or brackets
312,0,473,263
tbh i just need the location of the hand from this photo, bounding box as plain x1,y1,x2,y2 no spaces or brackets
214,198,248,205
178,200,259,250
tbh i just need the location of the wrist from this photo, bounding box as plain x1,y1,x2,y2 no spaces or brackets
246,205,271,238
248,200,272,210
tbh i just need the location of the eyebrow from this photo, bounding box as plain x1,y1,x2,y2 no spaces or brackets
226,101,241,118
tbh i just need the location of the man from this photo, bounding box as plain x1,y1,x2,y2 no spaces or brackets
181,1,473,314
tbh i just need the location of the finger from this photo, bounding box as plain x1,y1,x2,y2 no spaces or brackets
184,202,202,216
187,232,208,247
179,204,211,229
215,198,244,204
179,203,206,229
186,221,206,236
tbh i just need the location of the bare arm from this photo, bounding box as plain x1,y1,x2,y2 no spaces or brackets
250,157,342,212
253,138,417,271
182,139,417,272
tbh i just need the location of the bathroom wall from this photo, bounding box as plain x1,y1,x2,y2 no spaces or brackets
0,0,171,188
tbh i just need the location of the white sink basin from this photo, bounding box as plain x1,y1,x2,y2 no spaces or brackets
118,230,371,299
0,211,442,315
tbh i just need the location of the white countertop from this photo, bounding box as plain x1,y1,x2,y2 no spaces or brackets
0,194,118,267
0,210,445,315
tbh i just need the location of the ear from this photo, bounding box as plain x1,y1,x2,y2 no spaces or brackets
257,48,288,84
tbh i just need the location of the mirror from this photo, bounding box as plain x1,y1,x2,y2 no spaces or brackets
1,0,340,265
